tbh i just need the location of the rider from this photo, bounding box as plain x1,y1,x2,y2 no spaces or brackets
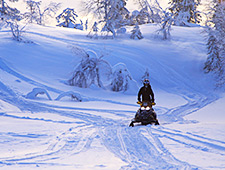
137,79,159,124
138,79,155,104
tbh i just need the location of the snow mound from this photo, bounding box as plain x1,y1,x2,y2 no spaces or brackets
25,88,52,100
55,91,82,102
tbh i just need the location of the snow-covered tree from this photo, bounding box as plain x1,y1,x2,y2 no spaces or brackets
24,1,60,25
38,2,61,25
204,1,225,87
169,0,201,26
129,10,139,25
69,48,112,88
110,63,133,92
133,0,162,24
0,0,20,21
85,19,88,30
86,0,129,38
56,8,79,28
24,0,41,23
142,68,150,81
8,20,26,41
87,21,99,39
138,6,151,24
0,0,25,41
130,23,143,39
157,9,173,40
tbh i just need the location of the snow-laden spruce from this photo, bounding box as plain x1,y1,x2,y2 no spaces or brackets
204,1,225,87
130,23,143,40
56,8,83,30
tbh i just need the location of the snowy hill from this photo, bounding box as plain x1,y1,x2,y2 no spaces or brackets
1,10,225,170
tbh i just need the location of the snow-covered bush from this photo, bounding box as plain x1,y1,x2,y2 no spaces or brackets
68,48,112,88
8,20,26,41
110,63,138,93
130,24,143,40
55,91,82,102
25,88,52,100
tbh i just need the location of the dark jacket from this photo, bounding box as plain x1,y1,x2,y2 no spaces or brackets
138,85,154,102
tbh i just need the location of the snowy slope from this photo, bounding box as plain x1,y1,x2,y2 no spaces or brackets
0,17,225,170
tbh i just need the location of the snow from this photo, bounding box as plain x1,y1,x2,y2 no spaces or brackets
1,1,225,170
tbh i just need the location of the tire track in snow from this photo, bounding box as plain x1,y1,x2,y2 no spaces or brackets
152,127,225,156
1,126,96,166
99,126,194,170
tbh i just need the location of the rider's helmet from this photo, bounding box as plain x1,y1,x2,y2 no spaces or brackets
143,79,150,86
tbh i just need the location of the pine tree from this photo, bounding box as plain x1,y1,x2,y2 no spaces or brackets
204,1,225,87
56,8,79,28
169,0,201,26
87,21,99,39
130,23,143,40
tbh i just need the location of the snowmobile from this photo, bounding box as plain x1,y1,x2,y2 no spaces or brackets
129,101,159,127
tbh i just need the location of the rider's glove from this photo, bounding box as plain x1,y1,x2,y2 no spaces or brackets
137,101,141,104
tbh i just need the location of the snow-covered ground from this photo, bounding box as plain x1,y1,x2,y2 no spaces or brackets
1,15,225,170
